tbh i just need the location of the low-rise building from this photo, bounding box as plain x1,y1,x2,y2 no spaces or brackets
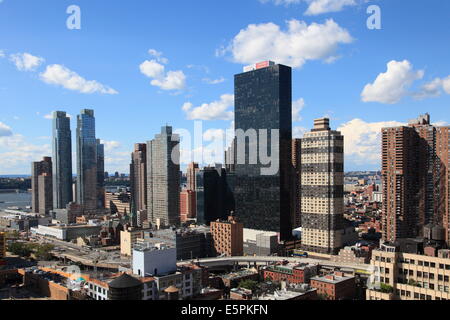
243,229,279,256
31,224,102,241
262,262,318,284
132,242,177,277
310,271,356,300
366,241,450,301
0,232,6,262
220,269,259,288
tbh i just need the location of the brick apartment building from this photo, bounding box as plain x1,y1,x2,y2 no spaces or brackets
210,216,243,256
262,262,318,284
310,271,356,300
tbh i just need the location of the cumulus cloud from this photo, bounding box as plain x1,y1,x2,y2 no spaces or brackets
361,60,424,104
10,52,45,71
43,112,72,120
0,122,13,137
292,98,305,122
101,140,122,152
415,76,450,99
0,133,52,174
293,126,308,139
40,64,118,94
337,119,404,166
140,50,186,91
182,94,234,121
221,19,353,69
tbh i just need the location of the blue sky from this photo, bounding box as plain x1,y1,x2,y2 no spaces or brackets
0,0,449,174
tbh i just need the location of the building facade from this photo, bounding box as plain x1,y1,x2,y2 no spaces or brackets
234,61,293,240
76,109,98,211
146,126,180,228
210,216,243,256
130,143,148,225
301,118,348,254
52,111,73,209
96,139,105,209
32,157,53,215
381,114,450,244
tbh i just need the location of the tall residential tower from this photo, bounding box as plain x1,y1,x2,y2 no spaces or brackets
52,111,73,209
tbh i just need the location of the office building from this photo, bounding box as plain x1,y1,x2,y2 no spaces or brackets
366,241,450,300
52,111,73,209
130,143,148,226
210,216,243,256
76,109,98,211
195,165,230,225
301,118,354,254
186,162,199,191
234,61,293,240
146,126,180,228
31,157,53,215
96,139,105,209
382,114,450,244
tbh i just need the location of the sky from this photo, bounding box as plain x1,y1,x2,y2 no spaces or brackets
0,0,449,174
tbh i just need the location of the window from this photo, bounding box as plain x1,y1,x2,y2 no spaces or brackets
438,275,443,281
424,262,430,267
417,271,422,277
429,274,435,280
418,261,423,266
431,263,436,268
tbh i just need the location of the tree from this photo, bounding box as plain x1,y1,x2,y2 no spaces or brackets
8,242,32,258
238,280,259,292
35,244,55,260
379,283,394,293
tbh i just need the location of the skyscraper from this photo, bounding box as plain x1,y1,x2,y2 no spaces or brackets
130,143,147,226
96,139,105,209
382,114,450,244
52,111,73,209
301,118,351,255
146,126,180,228
195,165,229,225
32,157,53,215
76,109,98,212
233,61,293,240
292,139,302,229
186,162,199,191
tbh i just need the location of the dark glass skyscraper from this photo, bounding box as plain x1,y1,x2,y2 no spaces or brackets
234,62,293,240
52,111,73,209
76,109,98,211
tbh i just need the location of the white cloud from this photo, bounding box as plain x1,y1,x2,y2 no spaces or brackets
415,75,450,99
148,49,169,64
203,77,226,85
292,98,305,122
182,94,234,121
259,0,361,15
293,126,308,139
40,64,118,95
101,140,122,152
140,59,186,91
337,119,404,166
0,133,52,174
43,112,73,120
0,122,13,137
361,60,424,104
10,52,45,71
0,50,5,58
222,19,353,69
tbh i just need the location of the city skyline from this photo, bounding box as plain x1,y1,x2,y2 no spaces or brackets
0,0,449,174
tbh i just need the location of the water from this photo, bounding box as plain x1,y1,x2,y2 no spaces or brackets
0,192,32,210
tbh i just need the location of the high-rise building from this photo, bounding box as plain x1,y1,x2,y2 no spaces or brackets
382,114,450,244
96,139,105,209
146,126,180,228
130,143,147,226
186,162,199,191
301,118,350,255
76,109,98,212
195,165,230,225
292,139,302,229
180,189,196,223
233,61,293,241
52,111,73,209
31,157,53,215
